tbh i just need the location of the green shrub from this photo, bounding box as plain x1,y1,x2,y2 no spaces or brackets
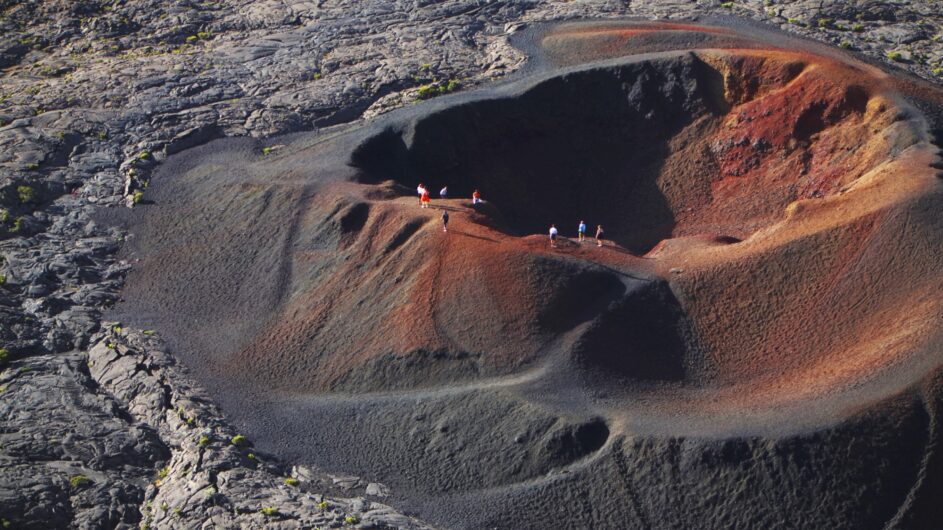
344,515,358,524
0,274,6,286
98,131,108,140
231,434,248,446
0,209,7,223
137,150,151,160
198,435,210,446
817,18,832,28
262,146,272,155
247,453,256,459
0,348,9,367
445,79,460,92
260,507,278,516
10,218,23,233
719,1,733,8
317,501,329,510
852,23,865,32
132,191,144,204
158,466,170,479
312,72,322,80
416,84,439,100
933,67,943,76
886,50,904,62
839,41,853,49
70,475,91,488
25,162,39,171
17,185,35,203
284,478,299,487
186,35,198,43
787,17,800,25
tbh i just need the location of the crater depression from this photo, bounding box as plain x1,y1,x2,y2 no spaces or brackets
109,21,943,530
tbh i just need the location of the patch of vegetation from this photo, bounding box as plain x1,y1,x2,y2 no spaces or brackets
158,466,170,479
204,486,217,497
25,163,39,171
0,275,6,287
198,435,210,446
143,329,156,335
419,63,432,70
719,1,733,8
262,146,272,155
284,478,299,487
10,218,23,233
0,210,7,223
98,131,108,140
17,185,36,203
137,150,151,160
70,475,91,488
230,434,248,446
787,17,801,25
344,515,359,525
416,79,461,100
317,501,329,510
839,41,853,49
886,50,904,62
132,191,144,204
0,348,9,367
186,35,198,43
933,67,943,76
817,18,832,29
247,453,256,459
259,507,278,516
852,23,865,32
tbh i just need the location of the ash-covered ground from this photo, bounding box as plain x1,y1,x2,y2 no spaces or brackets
2,2,943,530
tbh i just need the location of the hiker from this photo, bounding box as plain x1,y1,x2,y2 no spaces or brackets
549,224,558,248
472,189,482,205
442,211,449,232
421,189,431,208
417,183,427,206
440,185,448,199
595,224,605,247
578,220,587,242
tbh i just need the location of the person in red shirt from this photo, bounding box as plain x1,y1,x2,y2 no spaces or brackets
472,189,481,205
421,189,431,208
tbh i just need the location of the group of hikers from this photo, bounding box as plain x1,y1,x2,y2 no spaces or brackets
415,183,604,246
549,221,604,248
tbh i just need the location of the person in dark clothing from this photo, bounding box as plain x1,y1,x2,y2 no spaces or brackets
442,211,449,232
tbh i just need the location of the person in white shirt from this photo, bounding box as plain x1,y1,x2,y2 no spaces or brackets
416,183,427,206
549,224,558,248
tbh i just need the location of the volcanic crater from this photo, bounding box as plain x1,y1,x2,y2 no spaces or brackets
111,21,943,529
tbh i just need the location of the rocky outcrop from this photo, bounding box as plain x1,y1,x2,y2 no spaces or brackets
1,326,432,529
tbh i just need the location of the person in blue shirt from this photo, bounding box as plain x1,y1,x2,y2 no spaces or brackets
578,220,587,242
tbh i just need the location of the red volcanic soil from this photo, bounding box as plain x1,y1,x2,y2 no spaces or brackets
114,41,942,420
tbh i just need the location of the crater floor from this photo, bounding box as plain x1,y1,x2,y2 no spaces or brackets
110,21,943,529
